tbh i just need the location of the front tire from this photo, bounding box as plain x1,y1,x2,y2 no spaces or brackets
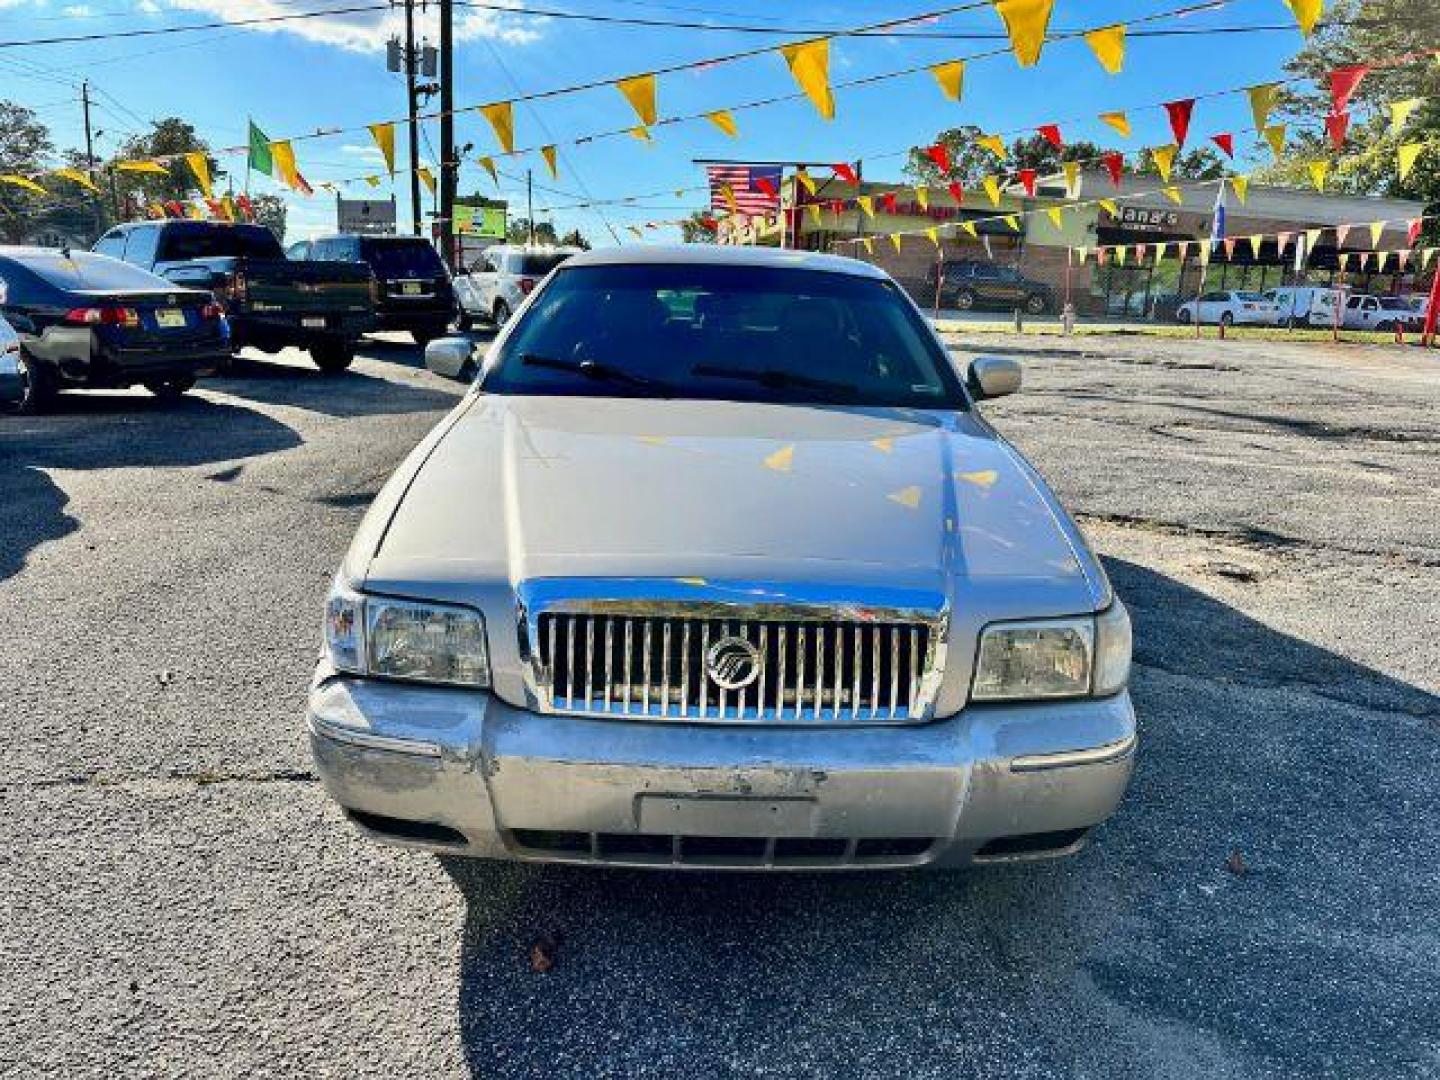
954,290,976,312
143,374,196,400
311,340,355,373
1025,293,1048,316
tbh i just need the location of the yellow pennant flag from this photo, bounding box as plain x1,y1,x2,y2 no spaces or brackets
888,233,902,252
960,221,979,239
1,174,47,195
480,101,515,153
369,122,396,174
1002,214,1020,231
1151,143,1178,182
914,186,929,210
1045,206,1063,228
1084,24,1126,74
1153,242,1168,261
629,126,652,143
982,175,1001,205
993,0,1055,68
219,194,237,222
796,168,816,196
540,145,558,179
780,39,834,120
1062,160,1081,198
926,226,941,248
1338,252,1351,272
477,156,498,185
1389,98,1422,134
1162,186,1183,205
805,203,821,225
1283,0,1323,35
1369,220,1386,247
707,110,738,138
861,236,875,255
930,60,965,102
1422,247,1436,271
1247,83,1279,134
185,151,212,198
1263,124,1287,160
1198,241,1212,267
1398,142,1424,181
1303,227,1322,254
976,133,1008,160
270,141,300,189
52,167,99,193
1307,159,1329,192
417,166,436,196
616,73,657,127
856,195,875,218
1231,174,1250,204
118,159,169,174
1099,111,1131,138
1248,235,1264,259
365,175,382,188
720,184,738,215
1098,197,1118,217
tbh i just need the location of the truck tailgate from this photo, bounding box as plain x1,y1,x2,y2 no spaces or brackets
241,259,373,314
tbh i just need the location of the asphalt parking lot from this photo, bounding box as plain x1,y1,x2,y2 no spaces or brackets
2,332,1437,1078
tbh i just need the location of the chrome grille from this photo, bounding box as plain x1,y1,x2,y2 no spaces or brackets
534,612,940,724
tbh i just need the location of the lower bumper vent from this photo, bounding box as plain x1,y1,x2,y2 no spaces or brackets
507,830,936,867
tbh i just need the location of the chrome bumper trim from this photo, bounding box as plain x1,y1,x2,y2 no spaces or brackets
1009,732,1138,772
307,712,443,759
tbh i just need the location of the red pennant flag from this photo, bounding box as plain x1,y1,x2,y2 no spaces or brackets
1018,168,1037,197
828,198,846,214
1097,248,1109,266
1329,64,1370,116
1223,238,1237,259
700,216,718,231
878,192,896,214
204,198,224,217
1136,244,1148,261
1408,218,1423,246
1037,123,1062,149
923,143,952,174
754,175,778,198
831,163,859,185
1210,132,1234,158
164,200,184,218
1163,98,1195,146
947,181,965,204
294,170,314,196
234,194,255,221
1325,111,1349,149
1104,151,1124,188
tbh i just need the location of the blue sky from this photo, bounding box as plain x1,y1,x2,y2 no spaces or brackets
2,0,1314,243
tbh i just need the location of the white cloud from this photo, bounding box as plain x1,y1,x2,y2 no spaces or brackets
340,144,383,158
136,0,161,12
61,2,93,12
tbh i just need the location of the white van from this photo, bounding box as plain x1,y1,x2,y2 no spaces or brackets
1263,287,1341,327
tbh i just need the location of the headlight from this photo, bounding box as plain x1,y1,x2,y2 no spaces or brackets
971,602,1130,702
322,577,490,688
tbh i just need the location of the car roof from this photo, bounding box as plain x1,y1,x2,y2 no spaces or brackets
562,244,888,279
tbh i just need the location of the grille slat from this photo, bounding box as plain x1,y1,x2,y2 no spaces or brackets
538,611,937,724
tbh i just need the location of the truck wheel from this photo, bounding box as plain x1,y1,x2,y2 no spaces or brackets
954,290,976,312
12,351,56,414
143,375,196,400
312,340,355,374
1025,293,1048,315
492,299,512,327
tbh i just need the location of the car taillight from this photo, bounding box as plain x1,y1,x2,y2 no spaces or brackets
228,271,247,303
65,306,139,328
201,302,224,321
518,277,536,295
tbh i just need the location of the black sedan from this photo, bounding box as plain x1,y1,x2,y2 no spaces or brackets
0,245,230,413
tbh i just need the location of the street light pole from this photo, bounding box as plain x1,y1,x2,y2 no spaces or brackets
404,0,422,236
79,81,106,235
437,0,455,267
526,169,534,244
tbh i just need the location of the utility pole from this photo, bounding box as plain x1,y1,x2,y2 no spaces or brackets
79,81,107,234
437,0,455,268
526,169,534,244
403,0,422,235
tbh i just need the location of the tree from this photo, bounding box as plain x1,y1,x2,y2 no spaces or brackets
680,210,719,244
556,227,591,250
906,127,1106,187
506,218,559,244
110,117,218,204
0,101,55,242
1134,146,1227,181
250,194,286,240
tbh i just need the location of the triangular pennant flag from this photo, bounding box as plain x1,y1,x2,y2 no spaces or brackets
706,110,739,139
1369,220,1386,247
1099,111,1131,138
806,203,821,225
981,175,1001,205
1164,99,1195,146
1174,241,1190,261
832,162,859,185
1098,197,1118,217
796,168,816,196
1325,111,1350,149
1115,245,1128,266
540,145,558,179
976,134,1008,160
417,166,436,196
1223,238,1237,259
1062,161,1081,198
1104,151,1124,188
1162,186,1183,205
1422,248,1436,271
1277,231,1295,256
1283,0,1324,35
881,192,898,214
1398,142,1424,181
118,160,169,175
1002,214,1020,232
1198,241,1212,267
1211,132,1234,158
1328,64,1370,115
888,233,902,252
1075,246,1088,263
220,194,238,221
1084,24,1126,74
1338,252,1351,271
365,175,381,188
52,167,100,193
616,73,657,127
184,152,212,198
270,141,300,190
1247,84,1279,134
1018,168,1037,196
930,60,965,102
1375,251,1389,271
754,175,778,199
961,221,979,239
1388,97,1422,134
926,226,941,248
1397,249,1410,269
247,120,273,177
1045,206,1063,228
1,174,47,195
947,182,964,205
235,194,254,221
856,195,875,218
1154,241,1169,261
1037,123,1062,149
1151,143,1178,182
780,38,834,120
719,184,738,215
924,143,952,174
914,186,930,210
1230,174,1249,204
993,0,1055,68
1248,234,1264,259
1096,248,1108,266
1335,223,1352,247
369,122,396,174
1307,159,1330,192
1408,218,1423,246
1263,124,1287,160
480,101,515,153
477,156,498,185
861,237,875,255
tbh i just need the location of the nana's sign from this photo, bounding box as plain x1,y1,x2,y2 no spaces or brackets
1117,206,1181,231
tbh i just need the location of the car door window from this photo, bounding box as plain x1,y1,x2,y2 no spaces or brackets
123,225,160,268
93,230,127,260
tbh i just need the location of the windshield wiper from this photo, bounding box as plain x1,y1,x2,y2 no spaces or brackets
521,353,673,395
691,364,858,397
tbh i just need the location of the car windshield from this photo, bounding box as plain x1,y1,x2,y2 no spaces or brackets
511,253,572,275
159,224,284,260
482,263,967,409
361,239,445,278
22,251,173,292
1236,292,1266,301
1378,298,1411,310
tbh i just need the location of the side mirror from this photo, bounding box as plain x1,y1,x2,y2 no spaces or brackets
424,336,475,379
967,355,1022,400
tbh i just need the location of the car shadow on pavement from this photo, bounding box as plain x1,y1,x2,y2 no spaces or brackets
211,354,463,419
438,558,1439,1079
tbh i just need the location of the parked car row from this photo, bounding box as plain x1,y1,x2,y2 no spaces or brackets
1175,286,1430,331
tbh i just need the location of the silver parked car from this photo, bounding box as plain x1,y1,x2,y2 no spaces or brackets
310,246,1136,870
452,244,580,330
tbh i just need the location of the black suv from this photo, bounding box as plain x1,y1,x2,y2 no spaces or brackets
929,260,1053,315
304,235,456,346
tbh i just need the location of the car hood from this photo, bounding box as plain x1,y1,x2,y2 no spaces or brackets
361,394,1103,616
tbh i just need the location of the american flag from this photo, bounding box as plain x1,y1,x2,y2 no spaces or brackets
707,164,782,216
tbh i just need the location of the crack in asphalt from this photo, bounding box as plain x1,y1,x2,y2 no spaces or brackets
8,768,319,791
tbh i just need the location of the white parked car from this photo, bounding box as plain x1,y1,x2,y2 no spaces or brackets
1342,294,1423,332
0,311,21,407
1175,290,1278,326
311,246,1137,871
453,245,580,330
1262,286,1341,327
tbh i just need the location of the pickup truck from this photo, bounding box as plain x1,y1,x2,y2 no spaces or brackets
1341,293,1423,333
93,221,375,372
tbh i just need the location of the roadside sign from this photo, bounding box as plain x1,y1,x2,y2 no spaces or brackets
454,203,506,239
337,197,396,235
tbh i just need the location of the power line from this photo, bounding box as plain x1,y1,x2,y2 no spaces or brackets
0,3,390,48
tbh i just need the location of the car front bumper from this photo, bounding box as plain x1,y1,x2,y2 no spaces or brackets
308,666,1136,870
